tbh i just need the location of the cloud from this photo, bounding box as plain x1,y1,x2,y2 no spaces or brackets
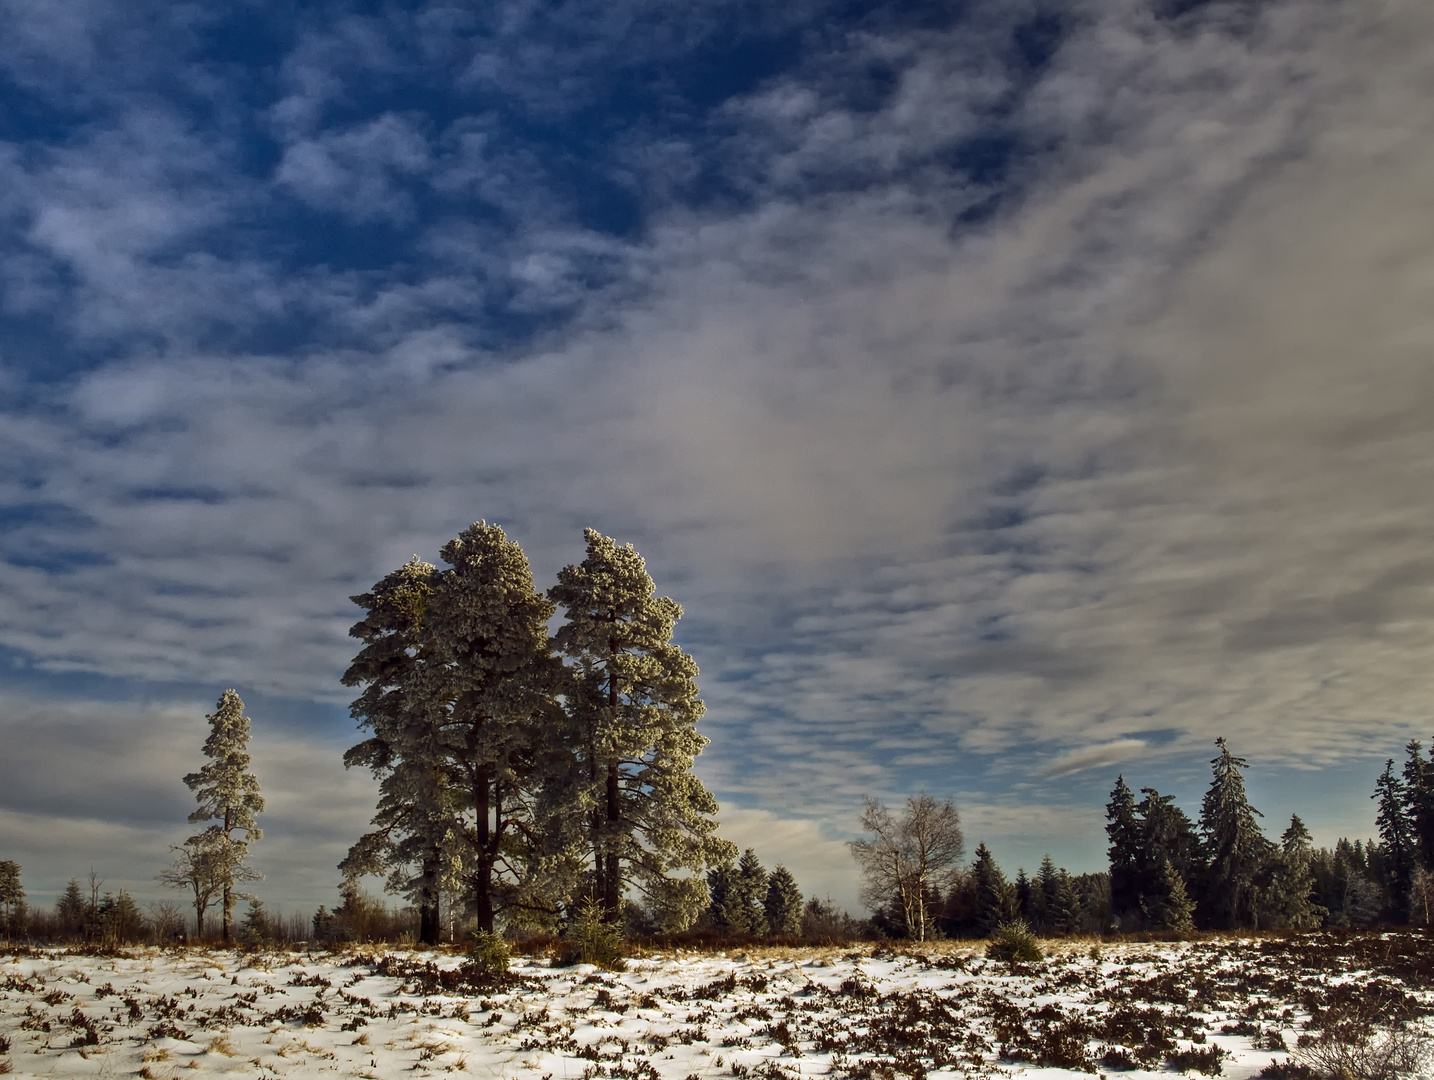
275,113,432,221
0,0,1431,912
1040,740,1150,779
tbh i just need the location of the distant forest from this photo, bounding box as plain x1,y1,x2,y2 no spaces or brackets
2,524,1431,948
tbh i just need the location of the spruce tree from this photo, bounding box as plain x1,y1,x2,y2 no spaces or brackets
1261,814,1322,928
1373,759,1415,922
342,556,456,945
549,529,732,925
705,859,736,933
1105,776,1141,927
1401,740,1434,870
1141,857,1195,931
972,843,1015,936
730,848,768,936
184,690,264,943
0,861,20,938
429,522,563,934
1049,870,1080,934
1199,737,1269,929
764,865,803,938
56,879,86,937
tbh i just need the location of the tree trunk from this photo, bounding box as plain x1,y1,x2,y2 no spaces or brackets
474,762,494,933
419,849,441,945
603,648,622,920
222,882,232,944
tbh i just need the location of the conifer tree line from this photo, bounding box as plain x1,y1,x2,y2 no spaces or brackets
1104,736,1434,931
339,524,735,944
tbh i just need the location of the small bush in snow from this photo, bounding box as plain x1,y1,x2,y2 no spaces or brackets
465,930,512,979
563,895,626,970
986,919,1042,963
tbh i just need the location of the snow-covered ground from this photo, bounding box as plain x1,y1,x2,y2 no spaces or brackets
1,935,1430,1079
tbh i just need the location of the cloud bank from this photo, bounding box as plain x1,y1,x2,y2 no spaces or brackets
1,0,1430,908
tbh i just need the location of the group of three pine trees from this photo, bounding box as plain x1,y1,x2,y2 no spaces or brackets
339,524,734,944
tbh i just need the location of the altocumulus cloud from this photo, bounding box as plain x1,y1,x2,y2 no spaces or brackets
0,0,1431,910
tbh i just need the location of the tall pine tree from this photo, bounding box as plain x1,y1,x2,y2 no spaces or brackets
1373,758,1415,922
1402,740,1434,871
342,557,456,945
549,529,732,926
430,522,563,934
1105,776,1141,928
184,690,264,943
1199,737,1269,929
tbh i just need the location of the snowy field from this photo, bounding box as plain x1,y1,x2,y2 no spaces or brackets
1,934,1430,1079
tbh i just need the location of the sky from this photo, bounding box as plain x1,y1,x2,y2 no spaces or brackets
1,0,1432,919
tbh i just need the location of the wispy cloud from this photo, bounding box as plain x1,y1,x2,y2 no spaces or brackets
0,0,1429,908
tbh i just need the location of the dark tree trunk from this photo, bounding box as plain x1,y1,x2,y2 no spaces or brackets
419,849,441,945
474,761,495,933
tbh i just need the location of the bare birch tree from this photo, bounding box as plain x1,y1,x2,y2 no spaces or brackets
850,794,964,940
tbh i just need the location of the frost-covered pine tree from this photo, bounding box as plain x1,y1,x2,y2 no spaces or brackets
549,528,733,925
764,865,803,938
342,557,458,945
429,522,564,934
1199,737,1268,929
184,690,264,943
1260,814,1322,929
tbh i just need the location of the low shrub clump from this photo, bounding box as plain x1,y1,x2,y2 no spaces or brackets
986,920,1043,963
464,930,512,979
562,895,627,970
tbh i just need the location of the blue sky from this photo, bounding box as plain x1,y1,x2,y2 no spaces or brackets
2,0,1433,916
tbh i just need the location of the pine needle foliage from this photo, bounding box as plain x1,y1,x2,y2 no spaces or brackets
1200,737,1268,929
986,919,1042,963
183,690,264,943
549,528,733,927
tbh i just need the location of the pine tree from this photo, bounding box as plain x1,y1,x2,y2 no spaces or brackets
1260,814,1322,929
1049,870,1080,934
549,529,732,925
705,859,736,932
1141,857,1195,931
1015,869,1036,927
972,843,1015,936
1199,738,1269,929
56,879,86,937
764,865,803,938
729,848,768,936
184,690,265,943
1401,740,1434,870
342,557,457,945
430,522,563,934
0,861,21,938
241,898,271,944
1105,776,1141,928
1035,856,1062,933
1373,758,1415,922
